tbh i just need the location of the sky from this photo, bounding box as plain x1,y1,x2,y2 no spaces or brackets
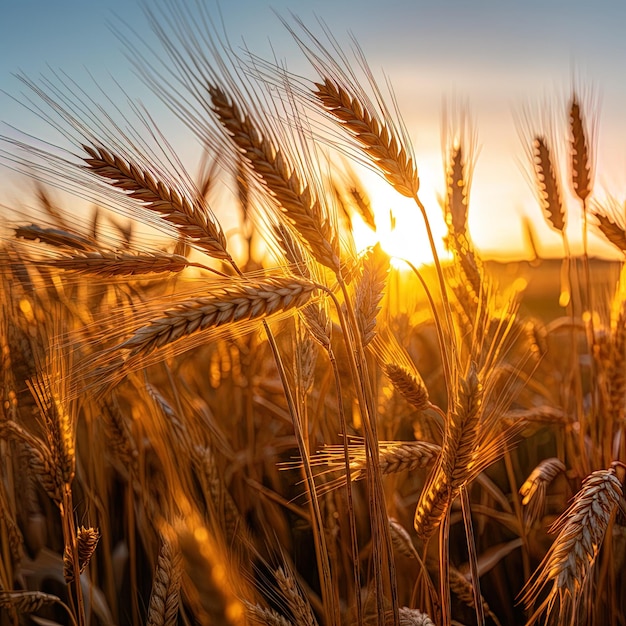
2,0,626,262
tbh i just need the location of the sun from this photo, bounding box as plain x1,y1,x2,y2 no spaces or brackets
350,169,450,269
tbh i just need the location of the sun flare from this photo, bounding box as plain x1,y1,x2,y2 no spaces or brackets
350,170,450,269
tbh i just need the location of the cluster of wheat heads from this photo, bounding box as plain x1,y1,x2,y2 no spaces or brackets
1,5,626,626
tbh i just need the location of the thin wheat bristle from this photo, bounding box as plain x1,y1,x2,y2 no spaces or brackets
532,135,565,233
569,95,592,202
208,85,341,271
83,144,232,261
522,468,624,625
119,275,316,357
313,77,419,198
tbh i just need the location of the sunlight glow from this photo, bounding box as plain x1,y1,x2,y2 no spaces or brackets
351,170,450,269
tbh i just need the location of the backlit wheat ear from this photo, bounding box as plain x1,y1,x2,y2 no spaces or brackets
569,94,592,202
355,243,389,347
383,363,430,412
519,457,566,526
445,142,469,237
532,136,565,233
313,77,419,198
522,467,624,625
83,145,232,262
308,439,440,494
208,85,341,272
36,251,191,277
414,364,483,540
119,275,316,358
590,201,626,253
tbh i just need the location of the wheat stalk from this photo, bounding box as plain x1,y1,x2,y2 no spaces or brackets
119,275,316,357
355,243,389,347
83,144,232,262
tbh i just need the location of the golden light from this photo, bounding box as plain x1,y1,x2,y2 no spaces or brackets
351,168,450,269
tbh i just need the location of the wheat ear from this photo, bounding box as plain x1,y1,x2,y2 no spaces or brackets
414,365,482,539
532,136,565,233
313,77,419,198
38,250,191,277
355,243,389,347
569,95,592,202
83,144,231,261
119,275,316,357
522,467,624,625
147,538,183,626
208,85,341,271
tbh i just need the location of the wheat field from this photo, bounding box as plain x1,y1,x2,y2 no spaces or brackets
1,4,626,626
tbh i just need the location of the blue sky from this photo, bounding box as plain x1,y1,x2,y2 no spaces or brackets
2,0,626,259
